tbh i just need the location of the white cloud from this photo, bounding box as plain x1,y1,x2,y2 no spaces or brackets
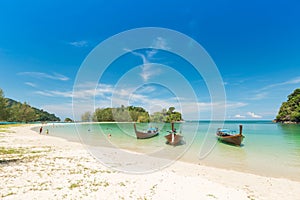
248,76,300,101
36,90,73,98
35,91,56,97
170,101,247,120
124,48,161,81
140,63,162,82
248,92,268,100
25,82,37,87
42,103,73,120
35,81,249,120
234,114,246,118
247,112,262,118
151,37,170,50
19,72,69,81
35,83,114,99
260,76,300,91
146,49,158,59
68,40,88,47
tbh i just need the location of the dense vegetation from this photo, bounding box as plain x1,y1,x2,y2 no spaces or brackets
82,106,182,123
0,88,60,122
64,117,74,122
276,88,300,123
150,107,182,122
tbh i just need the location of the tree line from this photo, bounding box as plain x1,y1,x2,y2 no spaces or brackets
81,106,182,123
0,88,60,122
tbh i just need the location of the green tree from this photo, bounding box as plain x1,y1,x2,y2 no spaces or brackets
92,106,150,122
161,108,167,116
168,107,175,114
276,88,300,123
0,89,60,122
33,108,60,121
150,107,182,122
81,111,92,122
9,102,35,122
94,108,114,122
64,117,73,122
0,89,9,121
288,88,300,100
167,111,182,122
113,107,132,122
137,113,150,122
150,112,165,122
22,102,35,122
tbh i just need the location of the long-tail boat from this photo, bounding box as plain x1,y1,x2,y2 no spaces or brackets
165,122,184,146
133,123,159,139
216,125,245,146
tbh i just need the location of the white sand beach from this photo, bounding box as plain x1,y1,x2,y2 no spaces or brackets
1,125,299,200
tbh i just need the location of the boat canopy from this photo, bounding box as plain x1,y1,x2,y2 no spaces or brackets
218,129,236,133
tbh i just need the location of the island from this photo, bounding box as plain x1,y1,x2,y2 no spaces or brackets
81,106,182,123
275,88,300,124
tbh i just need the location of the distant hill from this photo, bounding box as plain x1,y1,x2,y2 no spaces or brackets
275,88,300,124
5,98,60,122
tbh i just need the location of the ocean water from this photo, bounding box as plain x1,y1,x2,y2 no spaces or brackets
36,121,300,180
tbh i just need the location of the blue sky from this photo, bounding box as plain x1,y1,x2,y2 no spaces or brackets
0,0,300,120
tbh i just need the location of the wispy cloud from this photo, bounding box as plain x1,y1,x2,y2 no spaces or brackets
260,76,300,91
151,37,170,50
35,81,248,120
122,37,169,82
234,114,246,118
18,72,69,81
125,49,147,64
124,49,161,81
140,63,162,82
35,83,114,99
35,90,72,98
68,40,88,47
25,82,37,87
193,101,247,111
247,92,268,100
248,76,300,101
247,112,262,118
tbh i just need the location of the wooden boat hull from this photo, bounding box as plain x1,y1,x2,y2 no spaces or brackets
165,134,183,146
134,123,159,139
136,130,159,139
216,125,244,146
217,134,244,146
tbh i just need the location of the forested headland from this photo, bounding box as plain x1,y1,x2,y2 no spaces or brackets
275,88,300,124
0,88,60,122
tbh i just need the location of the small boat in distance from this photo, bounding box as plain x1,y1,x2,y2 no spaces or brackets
165,122,184,146
216,125,245,146
133,123,159,139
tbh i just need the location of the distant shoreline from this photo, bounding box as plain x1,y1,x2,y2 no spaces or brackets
0,119,281,127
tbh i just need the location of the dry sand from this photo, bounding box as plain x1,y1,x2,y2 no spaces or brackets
0,125,299,200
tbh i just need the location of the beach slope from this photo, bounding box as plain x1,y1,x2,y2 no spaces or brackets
0,125,299,200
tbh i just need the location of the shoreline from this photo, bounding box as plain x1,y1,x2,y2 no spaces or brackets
1,124,300,199
34,122,300,182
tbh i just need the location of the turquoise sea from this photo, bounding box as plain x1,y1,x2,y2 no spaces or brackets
36,121,300,181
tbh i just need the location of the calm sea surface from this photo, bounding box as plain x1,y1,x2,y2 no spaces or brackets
35,121,300,181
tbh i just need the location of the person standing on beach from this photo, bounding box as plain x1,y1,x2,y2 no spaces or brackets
39,126,43,134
